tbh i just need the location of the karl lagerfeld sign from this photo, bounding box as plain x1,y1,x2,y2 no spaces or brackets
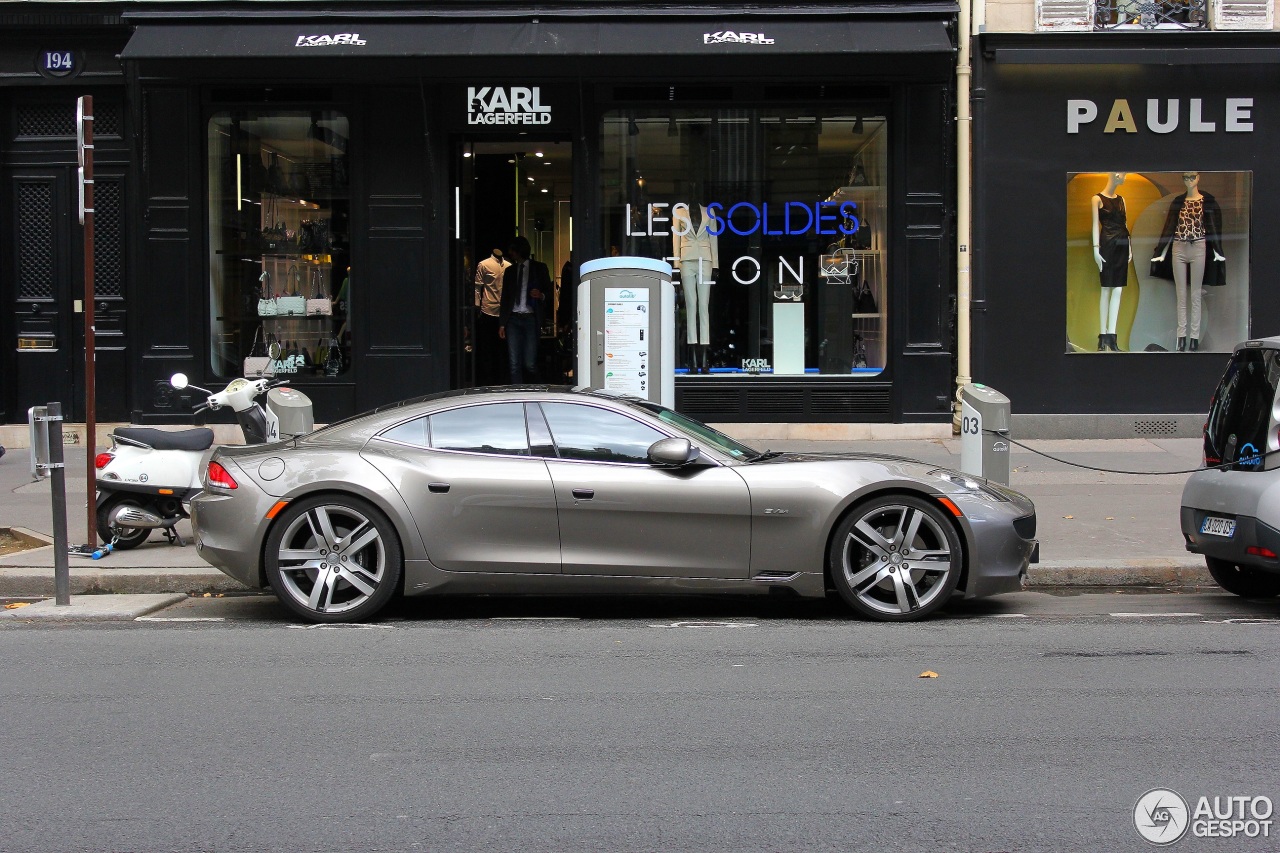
703,31,775,45
295,33,366,47
468,87,551,125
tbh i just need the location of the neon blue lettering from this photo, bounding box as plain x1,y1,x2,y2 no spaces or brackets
838,202,860,235
726,202,760,236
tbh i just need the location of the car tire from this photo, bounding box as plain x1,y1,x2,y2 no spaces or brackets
829,494,963,622
264,494,403,623
1205,556,1280,598
97,495,153,551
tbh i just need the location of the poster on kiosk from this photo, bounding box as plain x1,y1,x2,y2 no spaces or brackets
577,257,676,409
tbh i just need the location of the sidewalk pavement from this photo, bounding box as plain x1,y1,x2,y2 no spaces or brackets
0,436,1211,599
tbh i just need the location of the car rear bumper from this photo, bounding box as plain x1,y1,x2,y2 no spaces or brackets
190,479,276,589
1180,506,1280,576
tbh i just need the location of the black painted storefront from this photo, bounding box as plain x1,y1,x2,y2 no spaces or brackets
974,33,1280,431
5,4,961,427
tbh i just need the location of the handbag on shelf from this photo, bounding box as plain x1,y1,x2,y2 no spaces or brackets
853,280,879,315
243,326,271,379
276,265,307,317
306,267,332,316
256,269,278,317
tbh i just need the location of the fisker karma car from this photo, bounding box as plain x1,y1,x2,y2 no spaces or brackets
190,387,1039,623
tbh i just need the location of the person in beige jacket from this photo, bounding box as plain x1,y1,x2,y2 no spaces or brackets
672,203,720,373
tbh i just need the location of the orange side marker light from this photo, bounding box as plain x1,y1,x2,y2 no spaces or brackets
936,497,964,518
265,500,290,520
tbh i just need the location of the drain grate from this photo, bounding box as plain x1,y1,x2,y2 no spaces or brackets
1133,419,1179,436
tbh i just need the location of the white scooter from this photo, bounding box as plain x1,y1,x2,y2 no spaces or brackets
94,373,314,550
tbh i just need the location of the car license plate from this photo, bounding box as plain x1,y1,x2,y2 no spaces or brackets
1200,516,1236,538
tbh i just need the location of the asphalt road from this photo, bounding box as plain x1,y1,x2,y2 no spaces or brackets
1,591,1278,853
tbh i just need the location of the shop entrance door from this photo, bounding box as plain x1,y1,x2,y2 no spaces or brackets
5,164,129,423
454,139,574,388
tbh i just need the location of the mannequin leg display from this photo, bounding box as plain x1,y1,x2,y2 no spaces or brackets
681,266,700,373
695,277,712,371
1106,287,1123,351
1186,242,1205,350
1172,241,1190,350
1098,287,1123,352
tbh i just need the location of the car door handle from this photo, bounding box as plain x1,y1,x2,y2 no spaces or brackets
428,482,451,494
572,488,594,500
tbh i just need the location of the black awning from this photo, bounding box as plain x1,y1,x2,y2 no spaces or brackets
120,18,954,60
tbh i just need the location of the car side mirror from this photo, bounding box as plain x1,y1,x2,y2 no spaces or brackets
648,437,700,467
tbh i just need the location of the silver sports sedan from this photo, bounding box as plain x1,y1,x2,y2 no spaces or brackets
190,387,1038,622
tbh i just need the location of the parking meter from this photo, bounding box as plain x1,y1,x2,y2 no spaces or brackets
959,383,1011,485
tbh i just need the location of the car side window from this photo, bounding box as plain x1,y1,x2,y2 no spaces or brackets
380,416,429,448
429,403,530,456
539,402,666,464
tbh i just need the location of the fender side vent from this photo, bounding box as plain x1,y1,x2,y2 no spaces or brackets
752,571,800,582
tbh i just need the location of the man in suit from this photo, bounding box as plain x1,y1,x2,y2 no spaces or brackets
498,235,551,383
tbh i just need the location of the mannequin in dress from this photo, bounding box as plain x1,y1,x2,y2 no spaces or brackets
1151,172,1227,351
1092,172,1131,352
671,201,720,373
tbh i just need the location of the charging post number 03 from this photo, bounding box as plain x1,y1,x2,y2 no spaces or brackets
961,414,981,436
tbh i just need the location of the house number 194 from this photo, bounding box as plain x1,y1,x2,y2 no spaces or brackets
39,51,77,77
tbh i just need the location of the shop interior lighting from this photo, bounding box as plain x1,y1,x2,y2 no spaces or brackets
534,151,544,157
541,188,549,193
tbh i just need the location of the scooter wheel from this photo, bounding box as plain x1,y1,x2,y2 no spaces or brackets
97,496,152,551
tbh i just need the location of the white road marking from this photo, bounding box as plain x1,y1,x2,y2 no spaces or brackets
135,617,226,622
1110,612,1202,618
989,613,1029,618
650,621,759,628
490,617,581,621
1201,618,1280,624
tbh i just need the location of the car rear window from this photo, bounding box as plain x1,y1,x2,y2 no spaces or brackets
1204,347,1280,468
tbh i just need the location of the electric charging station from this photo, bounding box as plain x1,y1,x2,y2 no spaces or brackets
960,383,1012,485
577,257,676,409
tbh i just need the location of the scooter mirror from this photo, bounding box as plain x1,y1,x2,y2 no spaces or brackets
170,373,189,390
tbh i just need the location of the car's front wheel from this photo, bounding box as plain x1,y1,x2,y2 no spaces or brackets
264,494,402,622
829,494,963,621
1205,557,1280,598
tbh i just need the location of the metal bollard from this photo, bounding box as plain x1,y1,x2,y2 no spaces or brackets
29,403,71,605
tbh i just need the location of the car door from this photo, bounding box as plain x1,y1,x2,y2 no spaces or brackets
535,401,751,578
362,402,561,573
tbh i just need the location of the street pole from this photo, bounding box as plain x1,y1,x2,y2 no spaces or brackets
47,402,71,606
78,96,97,544
953,0,975,434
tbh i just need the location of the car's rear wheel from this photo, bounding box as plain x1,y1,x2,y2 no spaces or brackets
264,495,402,623
829,494,963,621
1205,557,1280,598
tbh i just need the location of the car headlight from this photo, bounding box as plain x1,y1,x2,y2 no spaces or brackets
928,468,1011,501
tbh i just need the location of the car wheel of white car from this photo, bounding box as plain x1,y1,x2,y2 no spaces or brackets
829,494,963,621
1205,557,1280,598
265,495,402,623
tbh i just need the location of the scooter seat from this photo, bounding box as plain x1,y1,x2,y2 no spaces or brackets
113,427,215,452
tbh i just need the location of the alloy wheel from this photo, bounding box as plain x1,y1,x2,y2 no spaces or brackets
837,497,960,619
273,502,390,616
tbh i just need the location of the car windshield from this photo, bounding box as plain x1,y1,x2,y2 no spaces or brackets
1204,347,1280,468
630,402,759,460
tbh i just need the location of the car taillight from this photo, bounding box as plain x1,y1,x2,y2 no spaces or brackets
94,452,115,470
1247,546,1277,559
206,461,238,490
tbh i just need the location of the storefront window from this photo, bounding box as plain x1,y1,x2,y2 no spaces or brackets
208,110,351,380
602,107,888,376
1065,171,1250,354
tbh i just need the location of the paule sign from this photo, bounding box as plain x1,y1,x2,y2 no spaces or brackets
1067,98,1255,134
